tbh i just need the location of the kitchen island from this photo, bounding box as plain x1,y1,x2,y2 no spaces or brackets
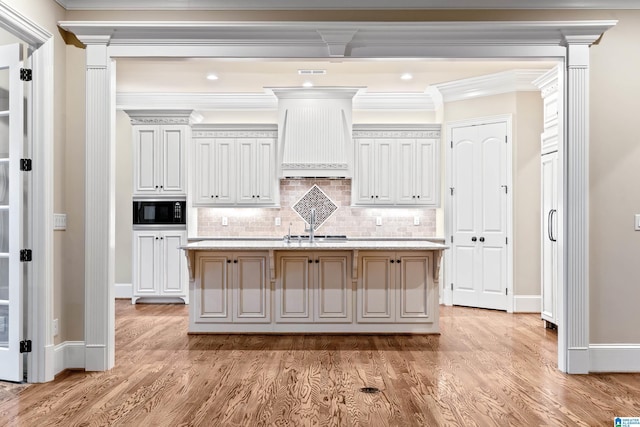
182,238,447,334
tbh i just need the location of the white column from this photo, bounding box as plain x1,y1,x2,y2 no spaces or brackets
564,41,590,374
81,36,115,371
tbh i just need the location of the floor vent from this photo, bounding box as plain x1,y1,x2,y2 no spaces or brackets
359,387,381,394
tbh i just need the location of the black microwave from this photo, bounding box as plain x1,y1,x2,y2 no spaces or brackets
133,200,186,227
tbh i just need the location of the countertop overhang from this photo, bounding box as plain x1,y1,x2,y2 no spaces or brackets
181,238,448,251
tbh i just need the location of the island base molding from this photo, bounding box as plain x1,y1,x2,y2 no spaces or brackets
188,323,440,334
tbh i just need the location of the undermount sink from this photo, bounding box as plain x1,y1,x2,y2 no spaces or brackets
287,235,348,242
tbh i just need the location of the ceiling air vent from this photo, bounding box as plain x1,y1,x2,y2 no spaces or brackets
298,69,327,75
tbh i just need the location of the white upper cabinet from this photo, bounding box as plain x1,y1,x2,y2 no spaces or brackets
126,110,193,197
352,125,440,207
192,125,278,207
237,138,276,205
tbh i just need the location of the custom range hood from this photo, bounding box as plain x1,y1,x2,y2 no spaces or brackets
269,87,362,178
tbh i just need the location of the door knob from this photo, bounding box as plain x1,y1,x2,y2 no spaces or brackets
471,237,477,242
479,237,485,242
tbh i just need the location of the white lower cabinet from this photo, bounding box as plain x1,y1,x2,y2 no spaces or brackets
358,251,434,323
194,252,270,323
132,230,188,304
541,151,558,326
276,251,352,323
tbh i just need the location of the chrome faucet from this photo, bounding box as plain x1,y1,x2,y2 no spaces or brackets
305,208,316,242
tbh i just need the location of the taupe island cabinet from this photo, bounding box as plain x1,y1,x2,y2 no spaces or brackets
182,239,447,333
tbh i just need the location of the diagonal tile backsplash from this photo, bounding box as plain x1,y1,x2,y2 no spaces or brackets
292,184,338,230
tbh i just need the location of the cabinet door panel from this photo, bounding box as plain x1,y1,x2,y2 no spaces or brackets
397,255,432,321
134,126,158,194
161,127,185,193
396,140,416,204
375,140,395,203
358,255,394,322
354,139,374,204
215,139,235,204
196,256,231,322
234,255,270,322
133,232,159,295
315,253,351,322
193,139,214,205
162,232,186,295
236,139,256,204
415,139,438,206
255,138,275,204
276,255,312,322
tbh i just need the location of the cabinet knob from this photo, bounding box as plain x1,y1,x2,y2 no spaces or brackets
315,259,319,263
390,259,395,263
471,237,477,242
155,237,158,240
256,195,260,198
412,195,416,199
155,185,159,189
417,195,420,198
375,195,379,199
252,195,255,198
479,237,485,242
215,195,219,198
233,260,238,264
160,186,163,189
211,195,214,198
308,259,313,263
371,195,374,199
396,259,401,263
227,259,231,263
160,237,163,240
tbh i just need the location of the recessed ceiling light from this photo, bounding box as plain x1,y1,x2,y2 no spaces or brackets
302,81,314,88
206,73,219,81
401,73,413,81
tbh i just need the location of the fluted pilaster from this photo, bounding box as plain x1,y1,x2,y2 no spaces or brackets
565,42,590,374
82,39,115,371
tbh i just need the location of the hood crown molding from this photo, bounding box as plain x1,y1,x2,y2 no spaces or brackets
55,0,640,10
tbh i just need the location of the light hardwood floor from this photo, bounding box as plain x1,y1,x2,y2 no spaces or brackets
1,301,640,426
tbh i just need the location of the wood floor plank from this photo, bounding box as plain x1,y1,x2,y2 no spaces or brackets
2,301,640,426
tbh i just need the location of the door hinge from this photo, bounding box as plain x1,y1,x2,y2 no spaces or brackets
501,185,508,194
451,283,453,291
505,135,508,143
20,249,32,262
450,235,453,243
506,237,508,245
450,187,455,196
505,288,509,296
20,340,32,353
20,68,32,82
20,159,32,171
450,140,453,149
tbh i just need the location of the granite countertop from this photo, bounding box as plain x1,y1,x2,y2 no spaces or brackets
182,238,448,251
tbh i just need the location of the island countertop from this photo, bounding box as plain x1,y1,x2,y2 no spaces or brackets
182,237,448,251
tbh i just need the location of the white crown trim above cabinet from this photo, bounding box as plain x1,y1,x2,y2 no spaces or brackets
352,124,441,207
191,124,279,207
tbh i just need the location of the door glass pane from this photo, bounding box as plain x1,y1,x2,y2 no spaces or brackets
0,210,7,253
0,303,7,348
0,162,7,205
0,116,7,160
0,258,7,300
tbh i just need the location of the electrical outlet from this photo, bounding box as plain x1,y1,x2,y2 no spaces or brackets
275,217,281,226
222,217,228,226
376,217,382,226
53,318,59,336
414,216,420,226
54,213,67,230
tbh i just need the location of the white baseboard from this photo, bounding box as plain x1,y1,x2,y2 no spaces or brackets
115,282,133,299
590,344,640,373
53,341,85,375
513,295,541,313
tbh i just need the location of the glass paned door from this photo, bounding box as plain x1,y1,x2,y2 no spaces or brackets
0,43,24,383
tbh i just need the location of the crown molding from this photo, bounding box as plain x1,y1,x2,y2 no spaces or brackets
116,90,440,111
54,0,640,10
116,68,544,112
434,69,549,103
58,21,617,58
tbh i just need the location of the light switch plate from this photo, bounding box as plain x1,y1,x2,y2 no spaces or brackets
275,217,281,226
635,214,640,231
414,216,420,226
54,213,67,230
222,217,228,226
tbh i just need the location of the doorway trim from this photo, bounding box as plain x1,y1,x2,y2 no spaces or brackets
58,19,615,374
444,114,514,313
0,3,55,383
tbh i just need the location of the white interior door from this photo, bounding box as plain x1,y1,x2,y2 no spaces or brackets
451,120,509,311
0,43,24,382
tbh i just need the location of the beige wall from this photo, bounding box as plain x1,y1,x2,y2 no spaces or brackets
5,3,638,347
443,92,544,297
115,111,133,285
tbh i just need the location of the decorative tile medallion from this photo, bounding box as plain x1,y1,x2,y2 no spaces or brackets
292,184,338,230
